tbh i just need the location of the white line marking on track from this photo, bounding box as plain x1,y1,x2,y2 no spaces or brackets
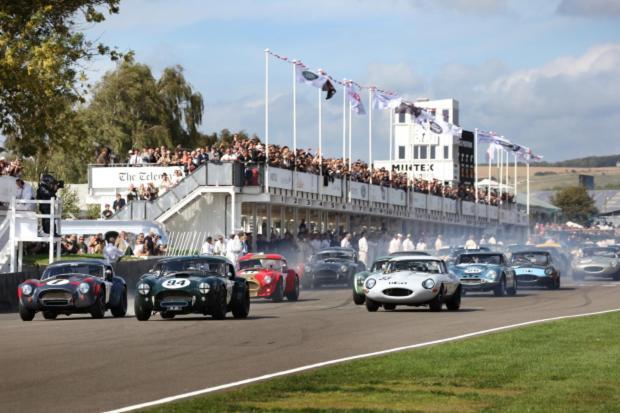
104,308,620,413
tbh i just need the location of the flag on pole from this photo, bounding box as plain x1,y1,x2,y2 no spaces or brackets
372,91,402,110
295,64,336,99
486,143,499,161
345,82,366,115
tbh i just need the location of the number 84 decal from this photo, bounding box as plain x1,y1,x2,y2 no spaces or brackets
162,279,190,289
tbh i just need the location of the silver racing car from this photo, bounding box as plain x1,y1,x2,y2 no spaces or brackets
363,255,462,312
572,247,620,281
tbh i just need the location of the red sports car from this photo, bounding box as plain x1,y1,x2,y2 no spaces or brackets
237,253,300,301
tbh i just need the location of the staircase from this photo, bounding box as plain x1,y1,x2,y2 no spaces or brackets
112,162,240,221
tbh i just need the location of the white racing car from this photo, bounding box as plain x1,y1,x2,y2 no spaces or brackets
363,255,462,312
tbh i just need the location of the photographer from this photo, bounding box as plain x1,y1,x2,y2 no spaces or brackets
36,174,64,236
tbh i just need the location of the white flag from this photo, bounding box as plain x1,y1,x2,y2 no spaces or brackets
345,82,366,115
372,91,401,110
295,64,336,99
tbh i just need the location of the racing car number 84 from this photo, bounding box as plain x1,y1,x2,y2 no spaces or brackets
162,279,190,289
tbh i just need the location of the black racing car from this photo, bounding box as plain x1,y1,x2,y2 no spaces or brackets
302,247,366,288
18,259,127,321
133,256,250,320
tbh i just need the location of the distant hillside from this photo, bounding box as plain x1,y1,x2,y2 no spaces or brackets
540,154,620,168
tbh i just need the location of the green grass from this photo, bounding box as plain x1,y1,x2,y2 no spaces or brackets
144,312,620,413
23,253,143,266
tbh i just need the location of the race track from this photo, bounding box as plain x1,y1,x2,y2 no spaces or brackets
1,279,619,413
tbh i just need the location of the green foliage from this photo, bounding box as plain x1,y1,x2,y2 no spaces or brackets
0,1,124,159
82,60,205,158
551,186,598,225
86,203,100,219
145,312,620,413
58,186,81,218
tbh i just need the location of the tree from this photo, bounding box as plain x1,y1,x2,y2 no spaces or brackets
0,1,125,159
82,60,205,158
551,186,598,226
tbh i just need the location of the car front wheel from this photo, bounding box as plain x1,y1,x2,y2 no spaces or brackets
134,300,152,321
232,287,250,319
19,303,35,321
211,289,227,319
111,288,127,317
271,279,284,302
445,287,461,311
286,277,300,301
90,291,106,319
365,298,379,312
493,277,507,297
352,291,365,305
429,287,444,312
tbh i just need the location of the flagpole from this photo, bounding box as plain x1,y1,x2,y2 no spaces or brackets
264,48,270,193
499,148,503,202
514,153,518,197
474,128,478,203
487,145,492,204
342,79,347,163
389,108,393,181
292,59,298,197
368,87,373,185
526,161,530,216
318,83,323,198
348,100,352,202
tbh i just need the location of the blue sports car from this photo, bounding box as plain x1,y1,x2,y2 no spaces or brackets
451,252,517,296
511,250,560,289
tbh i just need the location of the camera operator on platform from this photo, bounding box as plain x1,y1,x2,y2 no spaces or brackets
36,173,63,236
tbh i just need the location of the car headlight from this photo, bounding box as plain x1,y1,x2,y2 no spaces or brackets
263,275,272,284
21,284,33,296
138,283,150,296
422,278,435,289
486,270,497,279
78,282,90,294
611,260,618,267
199,282,210,295
366,278,376,289
340,265,348,273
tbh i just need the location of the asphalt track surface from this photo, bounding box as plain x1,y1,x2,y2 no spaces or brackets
1,278,619,413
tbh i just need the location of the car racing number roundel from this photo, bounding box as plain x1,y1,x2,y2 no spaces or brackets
162,278,190,289
46,279,70,286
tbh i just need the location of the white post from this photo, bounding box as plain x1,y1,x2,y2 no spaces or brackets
18,241,23,272
9,198,16,273
514,153,518,197
49,198,55,264
342,78,347,162
389,109,393,181
368,87,373,185
56,198,61,261
487,146,492,204
526,161,530,216
318,86,323,197
231,189,236,236
264,48,270,193
499,148,503,200
292,60,297,161
348,100,352,202
474,128,478,203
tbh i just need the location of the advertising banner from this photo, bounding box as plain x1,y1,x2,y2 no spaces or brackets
89,166,185,190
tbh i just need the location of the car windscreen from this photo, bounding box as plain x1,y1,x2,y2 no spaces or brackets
154,260,227,276
582,248,616,258
386,260,443,274
511,252,549,266
370,259,389,272
313,252,353,262
457,254,502,265
239,259,282,271
42,264,103,279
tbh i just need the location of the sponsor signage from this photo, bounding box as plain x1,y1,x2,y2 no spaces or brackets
90,166,184,190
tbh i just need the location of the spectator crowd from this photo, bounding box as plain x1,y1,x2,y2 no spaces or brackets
97,134,514,217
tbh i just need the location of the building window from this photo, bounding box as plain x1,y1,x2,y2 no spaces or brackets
420,145,428,159
413,145,419,159
442,109,449,122
430,145,436,159
398,146,405,159
453,109,459,126
398,112,406,123
444,145,449,159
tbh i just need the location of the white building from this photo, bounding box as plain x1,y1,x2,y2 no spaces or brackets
375,98,467,184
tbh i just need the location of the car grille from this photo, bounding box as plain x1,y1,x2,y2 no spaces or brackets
247,280,260,296
461,278,481,284
517,275,539,282
382,288,412,297
315,270,338,279
40,291,72,306
157,292,194,308
583,266,604,272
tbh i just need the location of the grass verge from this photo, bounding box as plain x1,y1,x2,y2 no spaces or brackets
145,312,620,413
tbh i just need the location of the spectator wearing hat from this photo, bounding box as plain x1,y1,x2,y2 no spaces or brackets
402,234,415,252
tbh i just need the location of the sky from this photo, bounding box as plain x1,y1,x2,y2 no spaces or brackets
83,0,620,162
